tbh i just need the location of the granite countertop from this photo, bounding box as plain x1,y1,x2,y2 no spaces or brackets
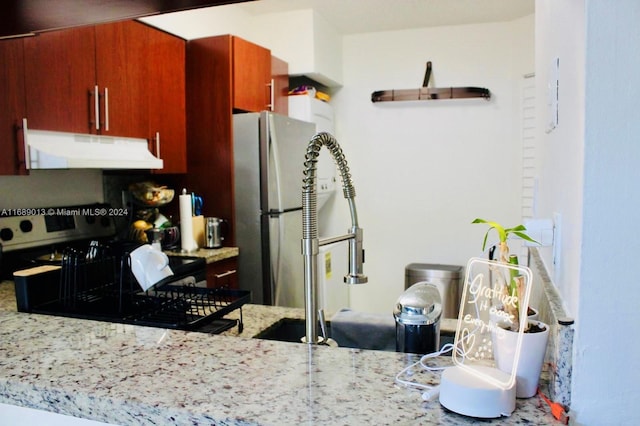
164,247,238,264
0,281,556,425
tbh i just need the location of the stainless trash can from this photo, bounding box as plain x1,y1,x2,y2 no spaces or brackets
394,282,442,354
405,263,463,319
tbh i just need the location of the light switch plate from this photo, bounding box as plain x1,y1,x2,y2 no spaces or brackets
524,218,554,247
546,57,559,133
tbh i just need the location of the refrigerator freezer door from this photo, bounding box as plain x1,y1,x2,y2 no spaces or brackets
262,112,315,212
233,112,315,305
234,113,264,303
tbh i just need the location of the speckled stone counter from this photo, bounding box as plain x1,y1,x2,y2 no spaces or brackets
0,281,556,425
165,247,238,264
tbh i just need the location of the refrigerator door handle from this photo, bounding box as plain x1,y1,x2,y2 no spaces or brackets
268,113,287,306
268,114,285,212
270,215,283,305
266,207,302,216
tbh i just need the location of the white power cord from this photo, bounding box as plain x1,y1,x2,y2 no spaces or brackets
394,343,465,401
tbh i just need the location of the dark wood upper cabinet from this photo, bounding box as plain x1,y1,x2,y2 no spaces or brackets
184,35,235,237
25,21,149,138
181,34,289,245
0,38,27,175
271,55,289,116
21,20,187,173
24,26,97,134
232,36,272,113
147,25,187,174
95,21,149,139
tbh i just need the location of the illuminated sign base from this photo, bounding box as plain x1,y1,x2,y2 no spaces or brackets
438,257,533,418
440,365,516,418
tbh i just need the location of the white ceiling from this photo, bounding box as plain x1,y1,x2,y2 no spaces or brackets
238,0,535,34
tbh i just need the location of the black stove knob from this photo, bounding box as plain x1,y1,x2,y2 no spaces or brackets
0,227,13,242
19,220,33,233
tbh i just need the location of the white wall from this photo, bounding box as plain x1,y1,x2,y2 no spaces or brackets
138,5,252,40
332,18,534,313
536,0,640,424
534,0,585,321
141,6,343,86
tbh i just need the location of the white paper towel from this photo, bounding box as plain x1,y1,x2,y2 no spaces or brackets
179,193,197,251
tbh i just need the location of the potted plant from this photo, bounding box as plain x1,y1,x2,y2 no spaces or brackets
472,218,539,331
472,218,549,398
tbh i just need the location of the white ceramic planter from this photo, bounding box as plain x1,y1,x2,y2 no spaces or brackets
492,319,549,398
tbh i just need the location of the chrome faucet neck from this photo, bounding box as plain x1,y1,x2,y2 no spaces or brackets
302,132,367,344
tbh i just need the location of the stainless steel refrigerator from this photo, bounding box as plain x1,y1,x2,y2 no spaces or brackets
233,111,316,307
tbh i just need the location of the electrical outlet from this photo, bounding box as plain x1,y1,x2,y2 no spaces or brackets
553,212,562,269
523,218,554,246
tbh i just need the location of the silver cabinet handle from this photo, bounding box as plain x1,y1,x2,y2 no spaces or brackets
267,78,274,111
104,87,109,131
215,270,236,279
94,85,100,131
22,118,30,170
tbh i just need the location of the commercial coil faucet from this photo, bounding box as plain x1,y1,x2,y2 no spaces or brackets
302,132,367,344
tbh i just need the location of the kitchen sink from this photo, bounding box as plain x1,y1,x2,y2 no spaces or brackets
253,318,454,352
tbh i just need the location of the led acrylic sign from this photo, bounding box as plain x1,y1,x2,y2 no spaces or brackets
452,257,533,390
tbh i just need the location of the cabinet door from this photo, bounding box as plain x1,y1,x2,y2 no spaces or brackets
232,36,271,112
0,38,26,175
271,55,289,115
183,35,235,238
24,26,97,134
95,21,148,138
147,26,187,174
206,257,238,289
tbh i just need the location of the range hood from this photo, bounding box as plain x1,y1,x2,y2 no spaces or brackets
23,120,163,170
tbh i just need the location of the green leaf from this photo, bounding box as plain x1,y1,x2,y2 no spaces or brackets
512,231,540,244
473,218,507,247
472,218,540,248
481,230,490,251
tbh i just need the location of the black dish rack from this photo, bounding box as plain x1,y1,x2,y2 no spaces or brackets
28,246,249,334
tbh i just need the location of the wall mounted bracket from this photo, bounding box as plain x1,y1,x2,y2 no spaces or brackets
371,61,491,103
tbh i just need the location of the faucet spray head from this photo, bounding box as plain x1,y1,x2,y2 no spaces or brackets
344,226,367,284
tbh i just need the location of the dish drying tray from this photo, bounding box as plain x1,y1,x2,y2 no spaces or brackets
129,283,250,333
45,247,250,333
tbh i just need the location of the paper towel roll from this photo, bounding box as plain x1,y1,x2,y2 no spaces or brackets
179,193,197,251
